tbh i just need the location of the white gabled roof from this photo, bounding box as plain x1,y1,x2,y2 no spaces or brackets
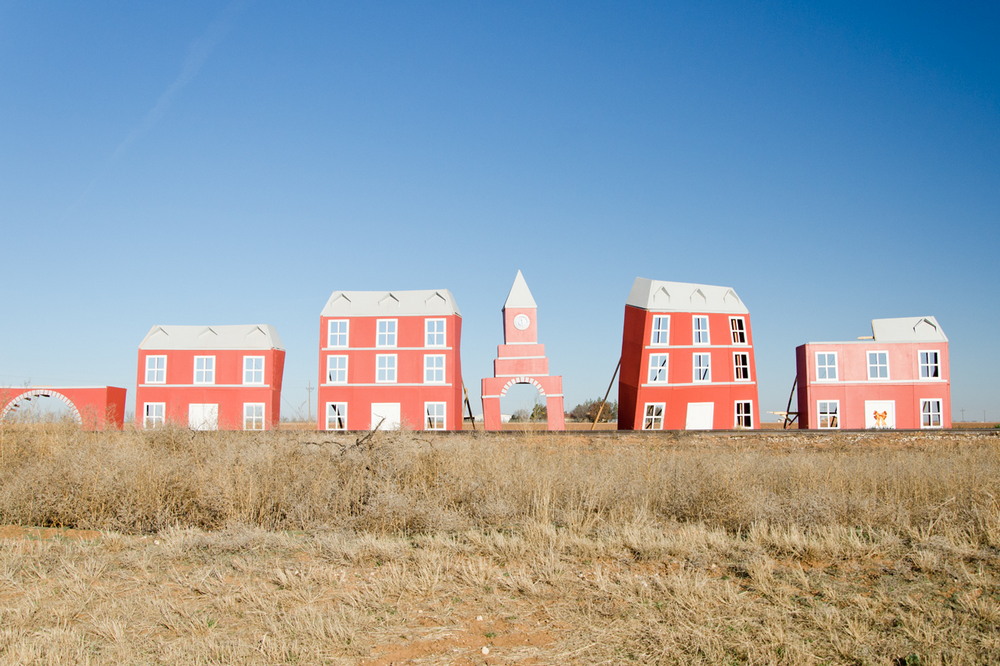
321,289,461,317
872,316,948,343
626,277,749,314
503,270,537,309
139,324,284,350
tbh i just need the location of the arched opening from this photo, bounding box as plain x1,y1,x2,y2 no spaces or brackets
0,390,83,426
499,379,548,428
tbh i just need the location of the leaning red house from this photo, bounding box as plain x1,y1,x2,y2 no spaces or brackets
618,277,760,430
317,289,464,431
135,325,285,430
795,316,951,429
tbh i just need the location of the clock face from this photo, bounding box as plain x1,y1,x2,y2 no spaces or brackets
513,314,531,331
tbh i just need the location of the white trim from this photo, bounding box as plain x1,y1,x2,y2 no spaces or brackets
143,402,165,429
423,354,445,384
243,355,265,385
193,355,215,385
734,400,753,428
243,402,265,430
644,344,748,350
334,382,454,388
325,402,348,431
817,400,840,429
729,316,748,345
640,381,755,388
145,355,166,384
424,401,447,430
733,351,751,382
376,319,397,348
650,315,670,346
918,350,942,380
139,383,272,388
642,402,665,430
322,346,454,352
867,350,890,380
326,355,348,384
693,352,711,383
425,318,447,348
327,319,349,348
920,398,943,429
815,351,838,381
648,353,669,384
799,379,948,387
692,315,710,345
375,354,397,383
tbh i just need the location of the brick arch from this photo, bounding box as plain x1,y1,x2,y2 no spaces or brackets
498,376,546,397
0,389,82,425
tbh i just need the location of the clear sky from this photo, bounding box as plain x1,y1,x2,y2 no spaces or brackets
2,1,998,423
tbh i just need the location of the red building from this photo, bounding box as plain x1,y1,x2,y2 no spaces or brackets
795,316,950,429
135,325,285,430
481,271,565,430
317,289,463,431
619,278,760,430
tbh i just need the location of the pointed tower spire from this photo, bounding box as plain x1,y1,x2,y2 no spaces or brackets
503,270,537,309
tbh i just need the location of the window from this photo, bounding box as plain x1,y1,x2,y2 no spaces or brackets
730,317,747,344
650,315,670,345
326,402,347,431
194,356,215,384
648,353,669,383
920,351,941,379
693,316,710,345
326,355,347,384
868,351,889,380
145,355,166,384
693,353,711,382
816,352,838,381
818,401,839,429
377,319,397,347
424,354,445,383
733,352,750,381
376,354,397,383
243,356,264,385
425,402,446,430
143,403,165,428
735,401,753,428
327,320,349,348
643,403,664,430
243,403,265,430
921,399,942,428
425,319,446,347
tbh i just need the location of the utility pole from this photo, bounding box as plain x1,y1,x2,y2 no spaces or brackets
961,408,966,422
305,382,314,423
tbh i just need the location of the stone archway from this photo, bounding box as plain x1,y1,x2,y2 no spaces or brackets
0,389,83,424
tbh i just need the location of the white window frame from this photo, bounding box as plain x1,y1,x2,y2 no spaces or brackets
729,317,748,345
143,402,165,429
818,400,840,429
735,401,753,429
919,350,941,379
243,403,265,430
867,351,889,380
424,402,446,430
326,402,347,431
376,354,397,383
425,318,446,347
145,355,166,384
693,316,710,345
650,315,670,346
327,320,349,348
647,353,669,383
642,403,664,430
816,352,838,381
326,355,348,384
243,356,265,385
920,399,943,429
693,353,711,383
194,356,215,385
733,352,750,381
376,319,397,348
424,354,445,384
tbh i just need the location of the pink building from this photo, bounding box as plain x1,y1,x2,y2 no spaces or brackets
618,278,760,430
795,316,950,429
135,325,286,430
481,271,565,430
317,289,463,431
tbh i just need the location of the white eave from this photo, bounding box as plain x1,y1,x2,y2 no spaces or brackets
503,270,537,309
321,289,461,317
139,324,284,350
626,277,749,314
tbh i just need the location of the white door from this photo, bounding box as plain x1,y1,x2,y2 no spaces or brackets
864,400,896,429
188,403,219,430
371,403,401,430
685,402,714,430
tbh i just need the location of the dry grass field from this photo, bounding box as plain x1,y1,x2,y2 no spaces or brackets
1,425,998,664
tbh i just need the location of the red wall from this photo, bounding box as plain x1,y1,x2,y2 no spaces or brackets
619,305,760,430
796,341,950,429
135,348,285,430
316,313,463,431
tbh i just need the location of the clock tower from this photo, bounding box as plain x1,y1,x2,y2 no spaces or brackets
481,270,565,430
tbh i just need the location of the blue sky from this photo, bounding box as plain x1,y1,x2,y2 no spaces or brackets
1,1,998,422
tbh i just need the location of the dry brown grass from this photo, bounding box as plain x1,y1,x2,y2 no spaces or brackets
0,424,998,664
